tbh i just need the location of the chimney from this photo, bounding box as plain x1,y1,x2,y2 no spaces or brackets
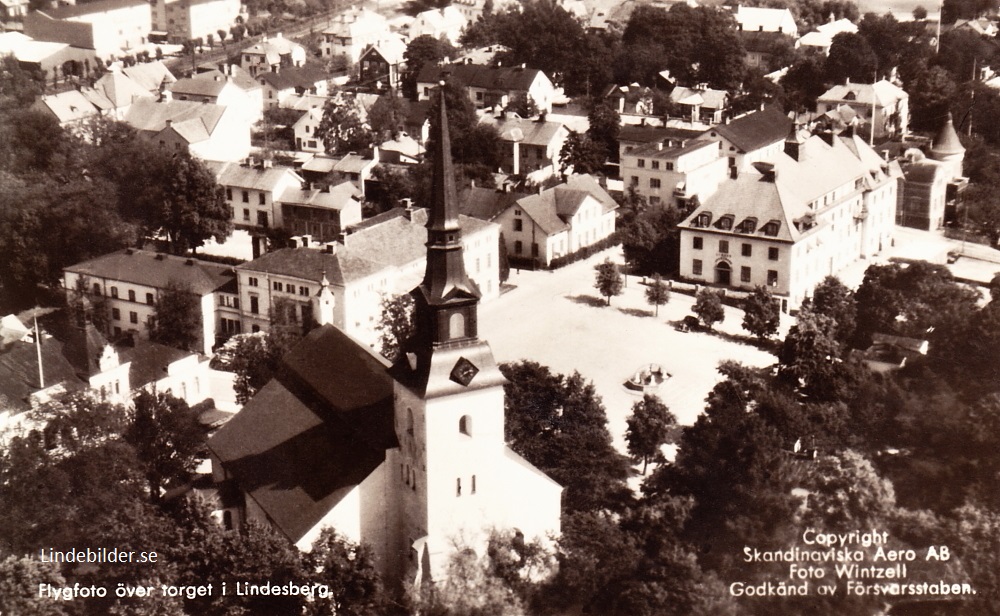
165,119,172,127
538,110,547,123
262,158,273,168
324,242,337,254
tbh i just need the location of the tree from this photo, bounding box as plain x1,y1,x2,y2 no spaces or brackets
907,66,958,131
586,102,620,164
693,288,724,330
498,232,510,283
217,28,227,48
426,81,502,171
778,306,844,396
594,258,624,305
559,130,607,175
780,54,828,112
228,330,303,404
306,529,385,616
825,32,878,84
125,389,204,503
807,275,857,345
942,0,998,23
964,183,1000,246
160,153,232,254
620,206,683,276
626,394,675,474
367,92,407,141
376,293,415,362
402,35,454,99
0,55,44,112
410,548,526,616
316,98,374,155
645,274,670,317
741,285,780,340
501,361,630,512
505,92,539,118
150,280,202,351
0,556,69,616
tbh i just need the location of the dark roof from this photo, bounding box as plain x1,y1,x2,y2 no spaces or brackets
207,325,396,543
711,106,792,154
459,186,529,221
43,0,146,19
618,125,703,145
0,337,84,414
402,99,432,127
65,249,236,296
257,65,328,91
903,161,948,184
121,341,190,389
237,247,384,286
416,63,544,92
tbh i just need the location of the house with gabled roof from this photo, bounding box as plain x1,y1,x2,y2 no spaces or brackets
678,128,901,311
279,181,363,242
732,5,798,38
669,85,730,125
817,79,909,139
620,135,729,207
122,60,176,94
92,69,155,118
63,249,242,355
321,6,392,64
482,114,568,180
208,90,558,593
240,33,306,77
408,6,467,45
358,36,407,91
699,105,793,170
124,97,251,162
257,64,329,109
207,158,305,231
796,17,857,55
24,0,151,58
169,67,261,122
31,89,108,126
416,63,556,113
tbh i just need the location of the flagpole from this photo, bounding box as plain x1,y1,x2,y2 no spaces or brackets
34,313,44,389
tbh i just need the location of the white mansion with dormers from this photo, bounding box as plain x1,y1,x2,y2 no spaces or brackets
678,128,902,311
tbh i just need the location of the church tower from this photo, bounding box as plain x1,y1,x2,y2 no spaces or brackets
387,83,509,584
929,112,965,180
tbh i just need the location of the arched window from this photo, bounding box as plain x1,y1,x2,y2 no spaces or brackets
449,312,465,339
407,408,414,436
459,415,472,436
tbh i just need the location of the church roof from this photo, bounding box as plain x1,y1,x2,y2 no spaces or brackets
207,325,396,544
930,113,965,158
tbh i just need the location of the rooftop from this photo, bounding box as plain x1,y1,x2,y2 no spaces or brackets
124,98,226,142
209,160,303,192
416,62,545,92
65,249,236,296
710,106,792,154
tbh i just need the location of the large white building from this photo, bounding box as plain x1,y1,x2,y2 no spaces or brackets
208,92,560,593
153,0,241,44
678,128,902,311
24,0,152,58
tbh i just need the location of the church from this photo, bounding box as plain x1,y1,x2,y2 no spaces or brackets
207,85,562,591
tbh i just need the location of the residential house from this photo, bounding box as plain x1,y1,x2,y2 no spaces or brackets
153,0,241,44
63,249,241,355
944,17,998,37
490,174,618,267
208,101,558,593
618,124,704,162
408,6,466,45
604,83,661,116
279,182,364,242
699,105,792,171
416,63,556,114
321,6,392,65
669,86,729,125
740,30,793,71
733,5,798,38
403,99,431,146
91,69,155,118
240,33,306,77
257,65,329,109
297,152,377,196
357,36,407,91
209,158,305,231
124,97,252,162
817,79,909,139
294,107,326,152
31,89,108,127
677,129,902,311
169,65,262,122
796,17,857,55
483,114,568,180
122,60,177,94
896,113,967,231
0,0,27,23
620,137,729,206
379,134,423,164
236,206,499,346
24,0,152,58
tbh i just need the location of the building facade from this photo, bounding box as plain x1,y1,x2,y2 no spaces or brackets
620,138,729,207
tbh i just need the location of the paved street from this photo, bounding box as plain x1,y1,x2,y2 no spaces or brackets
478,248,778,451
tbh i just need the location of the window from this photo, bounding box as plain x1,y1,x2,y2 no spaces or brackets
666,162,674,171
693,259,703,275
258,193,265,205
631,176,639,186
111,286,119,298
258,212,268,227
242,190,249,203
719,240,729,254
768,247,779,261
459,415,471,436
652,160,660,170
637,159,645,168
226,188,232,200
299,286,309,296
650,178,661,189
128,290,136,302
741,243,752,257
248,277,258,287
273,281,283,291
693,237,703,250
146,292,154,305
476,258,480,273
407,409,414,436
767,270,778,286
250,296,259,314
513,218,523,232
515,240,523,254
456,478,462,496
471,475,476,494
112,308,121,320
243,209,250,222
129,311,138,324
93,283,101,295
531,243,539,257
741,266,751,283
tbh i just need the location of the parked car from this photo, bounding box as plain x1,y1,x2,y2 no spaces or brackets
675,315,700,332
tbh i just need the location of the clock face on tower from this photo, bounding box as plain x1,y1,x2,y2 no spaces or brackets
450,356,479,387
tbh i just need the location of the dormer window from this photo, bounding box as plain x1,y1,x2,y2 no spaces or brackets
740,218,757,234
695,212,712,228
716,215,733,231
762,221,780,237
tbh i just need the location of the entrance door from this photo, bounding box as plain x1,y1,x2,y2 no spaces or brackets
715,262,731,285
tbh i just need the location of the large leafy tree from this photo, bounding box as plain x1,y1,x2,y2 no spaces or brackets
426,81,502,174
626,394,675,474
620,206,683,276
593,258,624,305
825,32,878,84
316,98,375,156
306,529,385,616
741,285,780,340
586,102,620,165
692,288,725,330
376,293,416,362
806,275,857,345
644,273,670,317
500,361,630,512
402,35,453,99
125,389,204,503
559,130,606,175
150,280,203,351
160,152,232,254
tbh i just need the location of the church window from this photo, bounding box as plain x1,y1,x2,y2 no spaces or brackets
456,478,462,496
407,408,414,436
449,312,465,339
459,415,472,436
